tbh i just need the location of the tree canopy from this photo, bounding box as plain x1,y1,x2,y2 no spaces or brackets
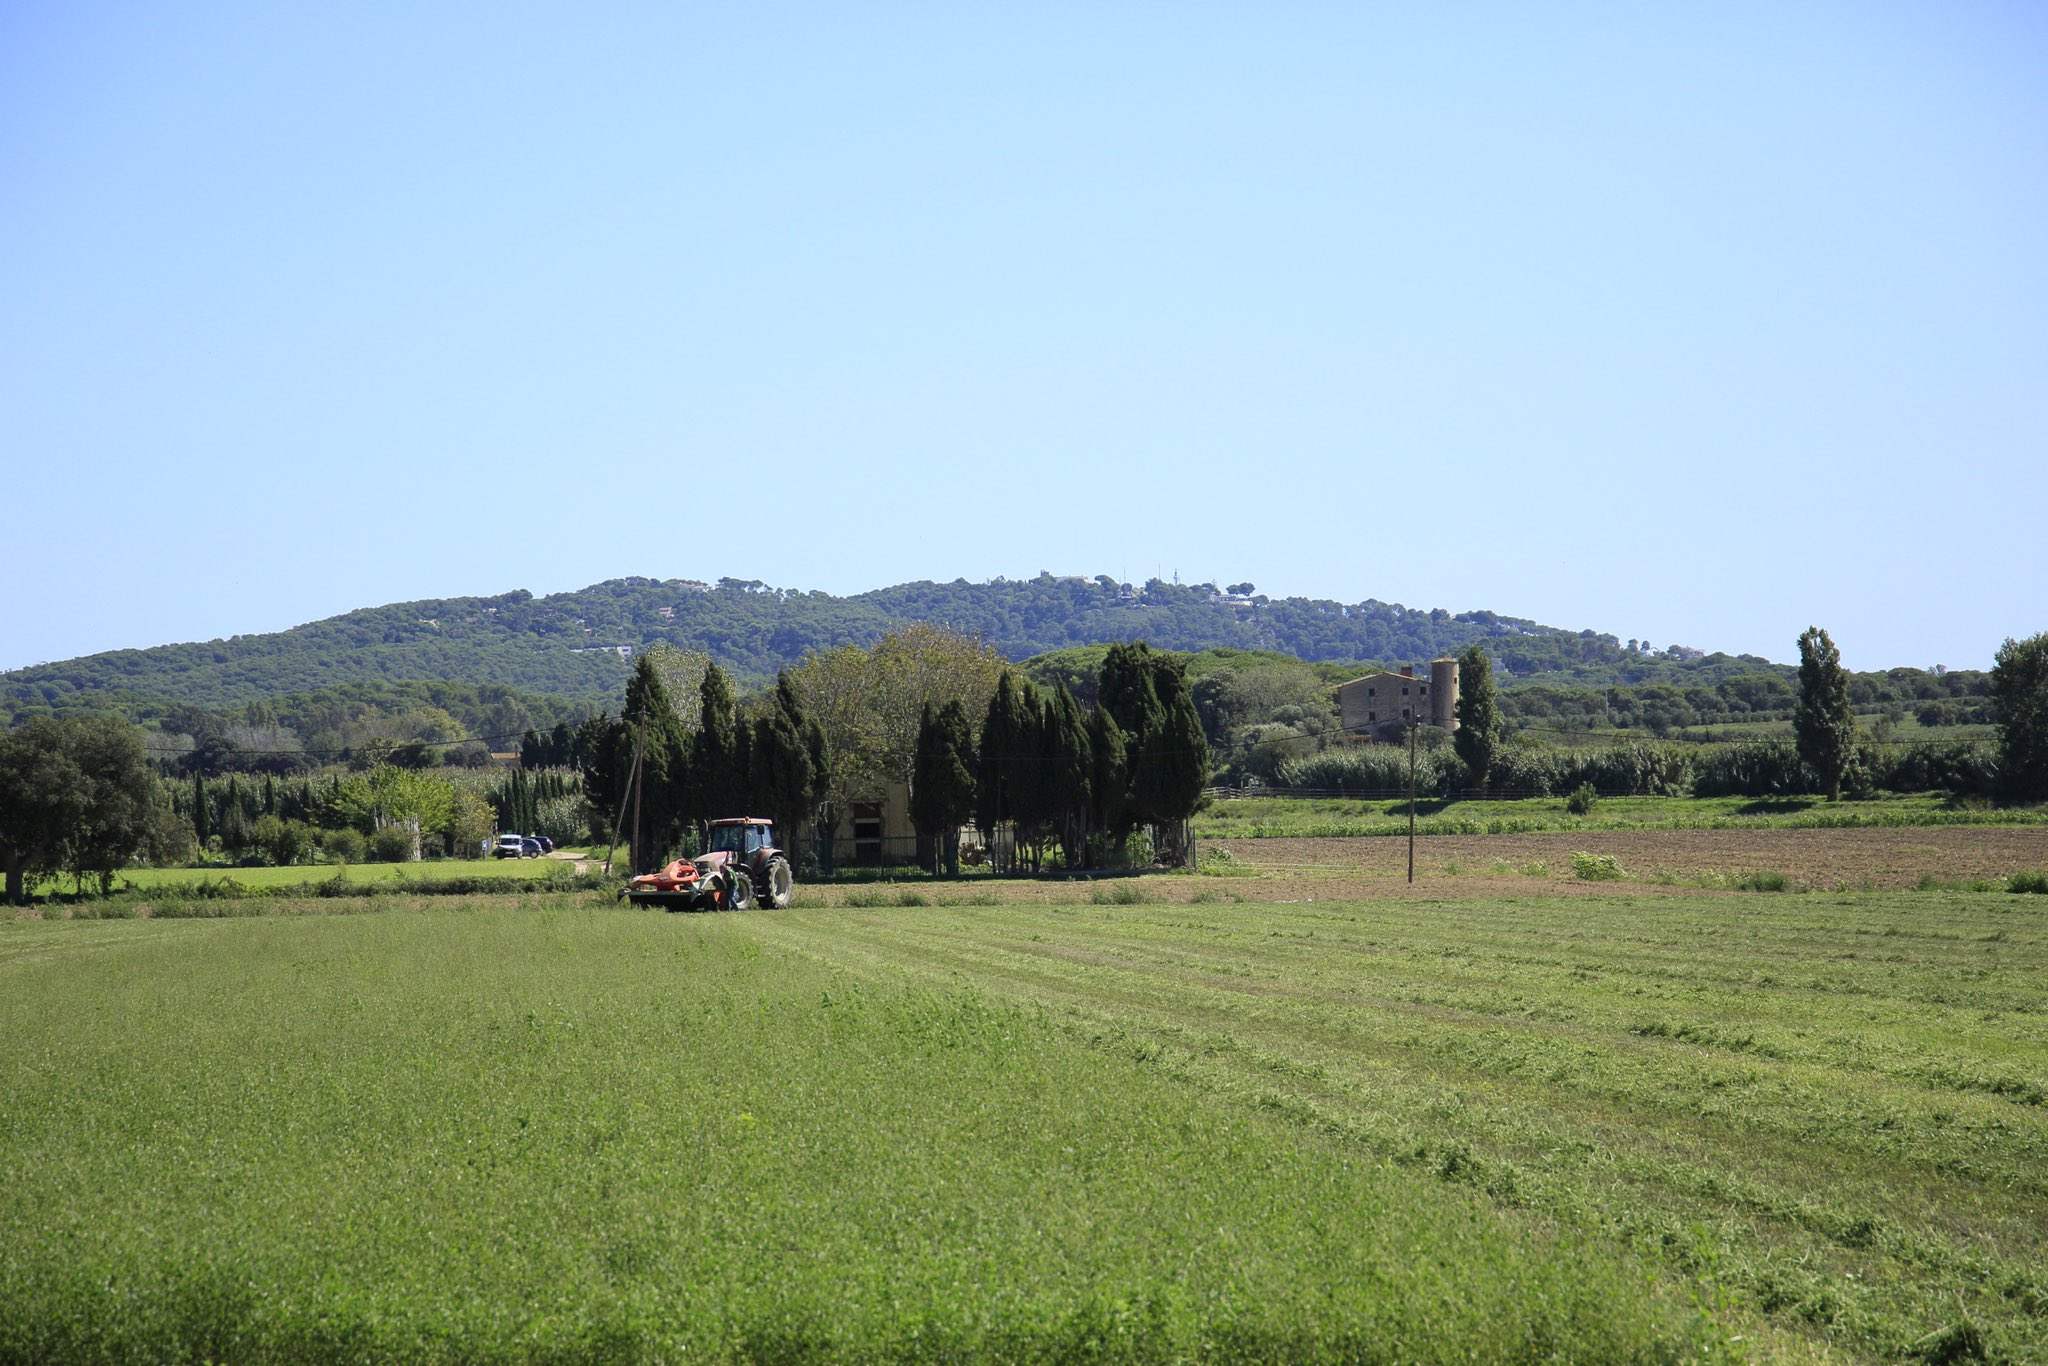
1991,632,2048,801
1795,626,1857,801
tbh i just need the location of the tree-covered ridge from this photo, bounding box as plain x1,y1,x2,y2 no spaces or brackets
3,570,1813,724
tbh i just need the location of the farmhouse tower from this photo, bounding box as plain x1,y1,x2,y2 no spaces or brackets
1430,656,1459,731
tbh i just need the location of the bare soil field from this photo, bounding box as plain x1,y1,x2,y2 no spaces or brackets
1211,825,2048,891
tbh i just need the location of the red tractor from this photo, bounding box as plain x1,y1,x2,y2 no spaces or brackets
623,818,794,911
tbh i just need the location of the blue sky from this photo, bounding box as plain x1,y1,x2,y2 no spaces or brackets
4,2,2042,673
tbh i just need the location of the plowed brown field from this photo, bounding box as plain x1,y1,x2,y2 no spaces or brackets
1214,825,2048,890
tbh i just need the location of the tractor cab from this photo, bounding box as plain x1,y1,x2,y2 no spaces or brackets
707,819,776,858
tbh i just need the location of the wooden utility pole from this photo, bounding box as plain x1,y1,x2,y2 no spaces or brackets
600,736,644,878
1407,716,1418,884
631,746,644,876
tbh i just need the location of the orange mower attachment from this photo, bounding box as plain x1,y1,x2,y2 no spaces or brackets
624,855,756,911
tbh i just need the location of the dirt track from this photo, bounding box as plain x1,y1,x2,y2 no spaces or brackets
1212,826,2048,891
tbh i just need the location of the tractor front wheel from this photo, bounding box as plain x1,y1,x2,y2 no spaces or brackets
727,868,756,911
757,856,793,908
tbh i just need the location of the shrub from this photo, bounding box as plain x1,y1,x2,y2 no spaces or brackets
369,827,416,863
1197,848,1256,878
1564,783,1598,816
320,828,366,864
1571,851,1624,882
1090,882,1156,905
2009,870,2048,895
1736,870,1791,892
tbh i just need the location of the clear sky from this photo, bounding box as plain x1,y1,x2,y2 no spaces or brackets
4,2,2042,674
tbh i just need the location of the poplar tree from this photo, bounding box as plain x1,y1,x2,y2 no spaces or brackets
1795,626,1856,801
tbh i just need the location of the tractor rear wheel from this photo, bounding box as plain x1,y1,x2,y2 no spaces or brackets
727,868,756,911
757,856,793,908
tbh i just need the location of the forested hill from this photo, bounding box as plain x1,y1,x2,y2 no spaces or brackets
3,573,1769,721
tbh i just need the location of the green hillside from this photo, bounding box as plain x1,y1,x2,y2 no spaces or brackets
5,573,1757,723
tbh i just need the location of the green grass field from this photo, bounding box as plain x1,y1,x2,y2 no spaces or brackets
4,890,2043,1360
1195,791,2048,839
32,856,579,897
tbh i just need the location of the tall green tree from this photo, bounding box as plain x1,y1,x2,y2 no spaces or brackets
690,662,742,829
1991,631,2048,801
576,711,631,847
61,715,160,893
0,719,87,903
1453,645,1501,790
620,654,694,872
1085,703,1128,859
1102,643,1207,863
976,672,1033,845
1042,683,1094,868
910,701,978,874
776,670,832,821
0,714,160,900
191,768,210,847
1795,626,1857,801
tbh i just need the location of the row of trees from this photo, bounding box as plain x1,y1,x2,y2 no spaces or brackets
1269,630,2047,804
909,643,1209,873
577,658,831,875
1787,625,2047,803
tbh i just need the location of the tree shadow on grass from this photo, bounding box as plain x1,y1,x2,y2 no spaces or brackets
1382,799,1457,818
1735,799,1816,815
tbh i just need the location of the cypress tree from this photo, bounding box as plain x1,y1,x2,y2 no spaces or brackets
1101,643,1205,865
691,662,741,826
192,769,210,847
1453,645,1501,790
1086,703,1127,853
218,776,250,854
976,672,1034,862
911,701,978,874
1044,684,1093,868
1795,626,1857,801
621,655,692,871
1008,680,1052,870
750,709,813,851
774,670,832,825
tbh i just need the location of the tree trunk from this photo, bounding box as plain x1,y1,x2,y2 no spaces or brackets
4,851,24,906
